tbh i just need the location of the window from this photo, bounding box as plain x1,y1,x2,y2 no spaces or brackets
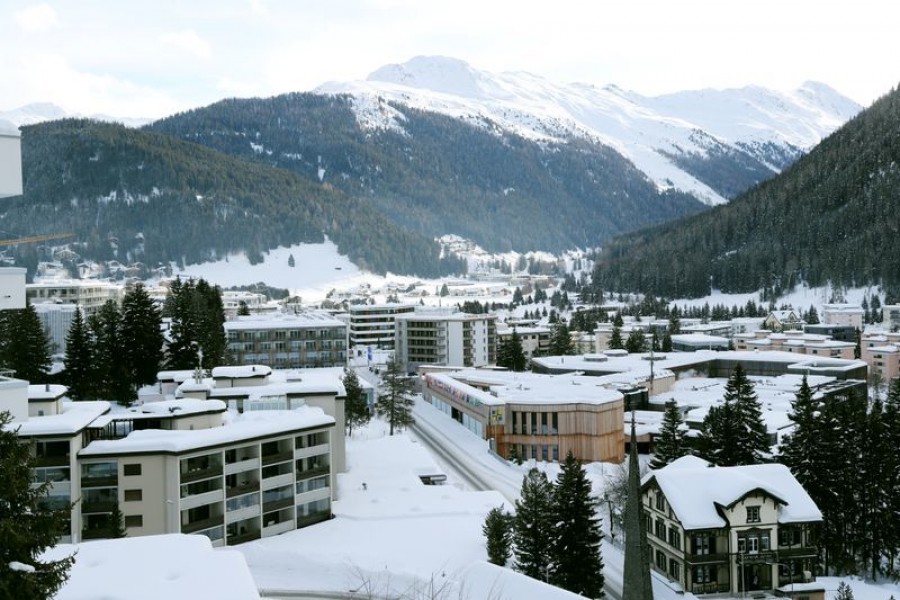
693,566,714,583
123,464,141,476
746,506,761,523
692,534,713,555
780,527,802,546
124,489,142,502
655,519,665,539
669,559,680,580
125,515,143,528
656,493,665,512
656,550,666,571
667,526,681,550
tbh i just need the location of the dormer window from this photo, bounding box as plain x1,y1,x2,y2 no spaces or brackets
746,506,760,523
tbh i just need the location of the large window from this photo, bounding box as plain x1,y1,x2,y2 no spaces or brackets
746,506,761,523
692,534,714,555
693,566,715,583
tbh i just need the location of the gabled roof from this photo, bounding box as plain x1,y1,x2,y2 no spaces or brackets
642,456,822,530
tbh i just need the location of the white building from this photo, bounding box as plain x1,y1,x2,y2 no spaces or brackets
348,303,416,349
0,120,22,198
820,303,864,329
224,312,348,369
394,308,497,373
34,302,79,356
27,278,124,315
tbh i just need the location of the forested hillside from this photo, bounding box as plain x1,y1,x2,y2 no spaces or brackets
147,93,708,253
3,119,458,277
591,85,900,299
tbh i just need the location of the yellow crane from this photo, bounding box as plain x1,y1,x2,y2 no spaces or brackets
0,233,73,246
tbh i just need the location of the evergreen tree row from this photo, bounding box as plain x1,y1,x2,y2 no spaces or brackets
779,377,900,578
484,453,605,597
162,277,228,370
64,284,165,403
0,304,52,382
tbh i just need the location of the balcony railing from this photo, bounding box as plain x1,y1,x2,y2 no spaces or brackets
690,582,730,595
35,455,69,467
685,552,729,564
181,514,225,534
261,450,293,466
81,501,116,514
81,527,114,540
81,476,118,489
180,465,223,484
226,530,261,546
296,465,330,480
226,481,260,498
262,497,293,514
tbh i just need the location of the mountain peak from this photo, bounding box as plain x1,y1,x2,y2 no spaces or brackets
367,55,499,99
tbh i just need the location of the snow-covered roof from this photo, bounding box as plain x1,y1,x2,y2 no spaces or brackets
211,365,272,379
14,401,110,436
224,312,345,330
644,456,822,530
430,369,624,407
44,534,260,600
79,407,334,455
27,383,68,400
126,398,227,417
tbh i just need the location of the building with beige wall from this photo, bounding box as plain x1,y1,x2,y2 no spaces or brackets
861,331,900,385
422,369,624,463
26,278,124,315
395,309,497,373
224,312,348,369
642,456,824,599
732,330,856,359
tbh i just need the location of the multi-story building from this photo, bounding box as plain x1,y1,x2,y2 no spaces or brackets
26,278,123,315
642,456,824,599
496,325,551,359
0,120,22,198
732,330,856,359
3,368,345,546
861,331,900,384
348,303,416,350
394,309,496,373
883,305,900,331
422,369,624,463
225,312,348,369
820,303,864,329
34,302,79,356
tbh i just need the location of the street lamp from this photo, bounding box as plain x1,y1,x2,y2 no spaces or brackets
602,491,615,544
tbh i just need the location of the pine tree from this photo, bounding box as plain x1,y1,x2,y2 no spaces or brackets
0,411,75,599
512,468,554,581
108,501,127,538
164,278,227,369
608,325,624,350
729,364,770,464
884,379,900,578
649,400,687,470
89,300,131,403
806,305,820,324
548,322,574,356
661,330,673,352
550,451,604,597
63,307,95,401
778,376,820,485
237,300,251,316
697,402,739,466
343,368,370,435
482,506,512,566
120,283,164,394
858,397,889,579
835,581,854,600
625,328,647,353
0,304,52,382
502,329,527,371
376,358,415,435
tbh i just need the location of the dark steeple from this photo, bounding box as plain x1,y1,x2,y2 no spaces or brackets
622,406,653,599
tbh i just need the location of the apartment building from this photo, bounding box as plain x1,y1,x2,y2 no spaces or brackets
26,278,124,315
394,309,496,373
0,120,22,198
732,330,856,359
3,369,343,546
642,456,824,599
225,312,348,369
348,303,416,349
496,325,551,359
861,331,900,383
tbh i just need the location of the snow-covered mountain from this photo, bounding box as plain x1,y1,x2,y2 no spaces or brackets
317,56,862,205
0,102,151,129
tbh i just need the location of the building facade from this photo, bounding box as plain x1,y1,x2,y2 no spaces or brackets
422,369,624,463
394,309,497,373
26,278,124,315
348,303,416,350
642,456,823,598
225,312,348,369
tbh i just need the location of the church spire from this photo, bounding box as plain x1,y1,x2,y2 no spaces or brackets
622,404,653,599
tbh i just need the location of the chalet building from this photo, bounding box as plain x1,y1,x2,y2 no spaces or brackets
422,369,624,463
764,310,805,332
642,456,824,599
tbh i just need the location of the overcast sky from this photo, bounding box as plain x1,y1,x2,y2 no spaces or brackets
2,0,898,120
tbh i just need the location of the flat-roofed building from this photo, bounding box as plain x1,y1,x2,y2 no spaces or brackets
496,325,551,359
348,303,415,349
225,312,348,369
26,278,123,315
0,121,22,198
395,309,496,373
422,369,624,463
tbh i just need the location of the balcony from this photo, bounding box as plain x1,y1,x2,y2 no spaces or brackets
35,455,69,467
226,481,260,498
227,529,261,546
262,497,293,514
81,501,116,514
181,514,225,534
180,465,223,484
81,476,118,489
296,465,330,481
690,582,730,595
81,527,115,541
685,552,729,564
261,450,293,466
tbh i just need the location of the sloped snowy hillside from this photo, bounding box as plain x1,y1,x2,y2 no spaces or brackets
317,56,861,205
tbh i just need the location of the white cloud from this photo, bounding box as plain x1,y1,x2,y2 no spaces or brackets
160,30,212,61
14,3,59,33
